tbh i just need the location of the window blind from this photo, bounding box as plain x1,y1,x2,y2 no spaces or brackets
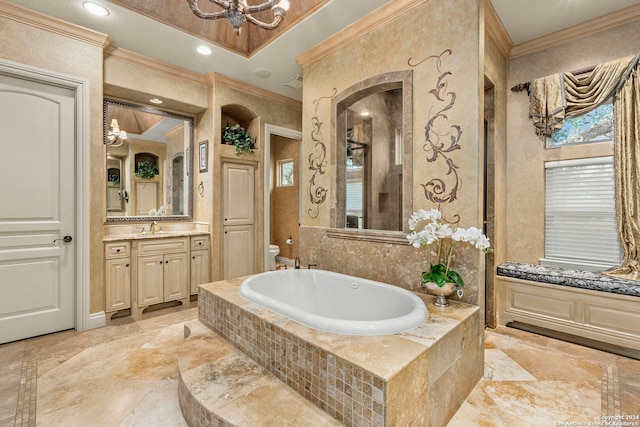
543,156,621,271
346,180,363,228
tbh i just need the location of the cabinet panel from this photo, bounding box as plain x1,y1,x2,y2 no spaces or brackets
105,241,130,258
164,252,189,301
223,163,255,226
137,255,164,307
191,235,210,250
191,249,210,295
105,258,130,312
224,225,255,280
137,237,189,256
136,181,158,216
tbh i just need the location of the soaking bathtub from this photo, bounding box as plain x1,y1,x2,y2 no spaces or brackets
239,269,428,335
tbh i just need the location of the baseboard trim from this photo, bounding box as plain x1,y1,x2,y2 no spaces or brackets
86,311,106,330
506,321,640,361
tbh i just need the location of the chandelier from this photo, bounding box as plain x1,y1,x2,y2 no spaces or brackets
106,119,128,147
186,0,290,35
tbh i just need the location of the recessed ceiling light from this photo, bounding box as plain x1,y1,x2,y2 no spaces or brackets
149,98,163,104
255,68,271,78
82,1,109,16
197,46,212,55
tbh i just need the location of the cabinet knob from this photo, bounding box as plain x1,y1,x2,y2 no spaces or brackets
198,242,202,245
116,249,121,252
192,256,196,259
159,261,163,264
125,264,130,267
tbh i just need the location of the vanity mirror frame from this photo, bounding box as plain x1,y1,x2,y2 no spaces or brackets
103,98,194,223
329,70,414,238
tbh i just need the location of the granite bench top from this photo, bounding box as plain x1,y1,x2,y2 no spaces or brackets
497,261,640,298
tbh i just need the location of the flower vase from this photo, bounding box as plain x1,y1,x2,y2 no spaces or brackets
422,282,463,307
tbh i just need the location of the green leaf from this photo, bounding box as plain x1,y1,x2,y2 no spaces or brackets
447,270,464,287
422,263,465,288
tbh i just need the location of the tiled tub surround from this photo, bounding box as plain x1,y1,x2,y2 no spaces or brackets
497,262,640,352
191,278,483,427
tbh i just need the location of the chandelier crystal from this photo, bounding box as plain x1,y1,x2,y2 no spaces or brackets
187,0,290,35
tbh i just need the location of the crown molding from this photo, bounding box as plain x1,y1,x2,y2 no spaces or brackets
104,47,206,85
484,0,512,58
206,72,302,111
0,0,110,48
296,0,430,68
510,3,640,59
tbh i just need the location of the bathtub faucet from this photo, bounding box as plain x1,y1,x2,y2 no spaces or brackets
307,264,317,269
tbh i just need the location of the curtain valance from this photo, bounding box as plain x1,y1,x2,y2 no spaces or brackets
529,55,640,140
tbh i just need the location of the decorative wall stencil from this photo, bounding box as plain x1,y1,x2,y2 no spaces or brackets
306,89,335,218
409,49,462,204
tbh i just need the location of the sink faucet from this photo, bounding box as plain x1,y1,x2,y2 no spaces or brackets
149,221,158,234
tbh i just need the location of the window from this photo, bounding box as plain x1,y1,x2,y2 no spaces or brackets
547,101,614,148
277,159,294,187
542,157,621,271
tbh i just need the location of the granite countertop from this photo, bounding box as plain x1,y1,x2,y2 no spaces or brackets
497,261,640,298
103,230,209,242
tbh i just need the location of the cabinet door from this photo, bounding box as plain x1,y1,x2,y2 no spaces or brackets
136,181,157,216
223,163,255,226
164,252,189,302
137,255,164,307
190,249,210,295
105,258,130,312
223,225,255,280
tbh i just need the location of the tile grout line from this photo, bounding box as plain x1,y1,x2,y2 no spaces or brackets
14,360,37,427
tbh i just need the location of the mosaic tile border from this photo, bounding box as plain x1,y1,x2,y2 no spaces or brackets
198,288,385,427
14,360,36,427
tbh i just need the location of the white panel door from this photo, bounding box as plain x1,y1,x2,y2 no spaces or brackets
0,73,76,344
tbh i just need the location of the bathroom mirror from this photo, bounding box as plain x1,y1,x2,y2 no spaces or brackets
104,99,194,222
332,71,413,232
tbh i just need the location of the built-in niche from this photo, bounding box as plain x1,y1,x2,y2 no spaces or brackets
221,104,259,152
331,70,413,234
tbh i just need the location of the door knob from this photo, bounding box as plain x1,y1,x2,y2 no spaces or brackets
53,235,73,243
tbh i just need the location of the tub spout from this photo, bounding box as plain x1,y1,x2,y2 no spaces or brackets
295,256,300,269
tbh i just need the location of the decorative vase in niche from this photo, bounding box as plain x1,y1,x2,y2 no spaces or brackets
422,281,463,308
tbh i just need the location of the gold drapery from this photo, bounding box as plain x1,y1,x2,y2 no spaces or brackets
609,55,640,278
528,54,640,278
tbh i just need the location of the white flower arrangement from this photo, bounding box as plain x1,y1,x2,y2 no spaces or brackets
407,208,490,287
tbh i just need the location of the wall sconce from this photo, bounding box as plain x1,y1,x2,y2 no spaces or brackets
106,119,128,147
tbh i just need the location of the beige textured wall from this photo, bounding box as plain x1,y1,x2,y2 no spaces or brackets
505,20,640,264
0,7,107,314
299,0,485,305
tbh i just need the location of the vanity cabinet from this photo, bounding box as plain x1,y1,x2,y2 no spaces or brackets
190,235,210,295
136,237,189,309
105,242,131,312
105,234,210,317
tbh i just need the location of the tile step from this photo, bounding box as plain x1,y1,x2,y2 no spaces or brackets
178,323,344,427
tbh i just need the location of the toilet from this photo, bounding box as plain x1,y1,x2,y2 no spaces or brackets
269,244,280,270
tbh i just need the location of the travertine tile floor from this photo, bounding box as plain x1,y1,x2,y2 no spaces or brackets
1,302,639,427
